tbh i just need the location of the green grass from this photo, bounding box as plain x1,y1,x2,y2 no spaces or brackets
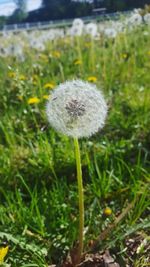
0,24,150,267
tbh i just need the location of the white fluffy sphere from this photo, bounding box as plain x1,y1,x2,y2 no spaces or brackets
144,13,150,24
85,23,98,37
46,80,107,138
72,18,84,28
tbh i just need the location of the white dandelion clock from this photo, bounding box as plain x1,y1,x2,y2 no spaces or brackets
72,18,84,29
46,80,107,138
85,23,98,37
69,18,84,37
104,28,117,39
144,13,150,24
46,80,108,264
126,13,142,28
69,25,83,36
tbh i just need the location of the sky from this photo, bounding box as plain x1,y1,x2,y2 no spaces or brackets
0,0,42,16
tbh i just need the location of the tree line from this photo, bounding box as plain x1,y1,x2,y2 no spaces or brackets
1,0,150,26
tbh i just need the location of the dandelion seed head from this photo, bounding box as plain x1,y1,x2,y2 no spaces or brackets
144,13,150,24
104,28,117,38
70,25,83,36
72,18,84,29
85,23,98,37
46,80,107,138
126,13,142,27
65,99,86,118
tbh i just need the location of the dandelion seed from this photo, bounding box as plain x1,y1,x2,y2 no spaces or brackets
28,97,40,104
65,99,86,118
46,79,107,138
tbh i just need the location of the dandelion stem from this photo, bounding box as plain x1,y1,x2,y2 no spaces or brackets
74,137,84,263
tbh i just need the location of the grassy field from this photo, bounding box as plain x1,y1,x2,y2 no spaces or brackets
0,23,150,267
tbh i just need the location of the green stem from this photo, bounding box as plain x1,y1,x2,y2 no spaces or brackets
76,36,83,74
90,37,95,73
74,137,84,262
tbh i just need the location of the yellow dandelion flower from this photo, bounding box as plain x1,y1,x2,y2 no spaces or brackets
28,97,40,104
87,76,97,83
17,95,23,101
52,51,61,58
74,59,82,65
122,53,127,59
8,71,16,78
85,42,91,48
103,207,112,216
32,81,37,85
19,74,26,80
43,95,49,100
44,83,55,89
64,38,71,44
32,74,38,81
148,51,150,56
39,54,48,62
0,246,9,264
32,75,38,85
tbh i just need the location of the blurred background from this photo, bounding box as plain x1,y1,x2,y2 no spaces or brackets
0,0,150,27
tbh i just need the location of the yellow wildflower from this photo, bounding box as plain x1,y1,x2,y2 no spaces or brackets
85,42,91,48
17,95,23,101
32,74,38,81
28,97,40,104
33,81,37,85
103,207,112,216
19,74,26,80
43,95,49,100
8,71,15,78
32,75,38,85
52,51,61,58
122,53,127,59
148,51,150,56
64,38,71,44
39,54,48,62
74,59,82,65
0,246,9,264
44,83,55,89
87,76,97,83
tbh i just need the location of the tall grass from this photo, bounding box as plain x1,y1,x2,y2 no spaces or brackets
0,24,150,266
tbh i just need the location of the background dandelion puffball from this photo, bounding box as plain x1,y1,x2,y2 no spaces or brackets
46,80,107,138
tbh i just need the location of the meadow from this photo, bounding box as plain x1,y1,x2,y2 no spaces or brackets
0,15,150,267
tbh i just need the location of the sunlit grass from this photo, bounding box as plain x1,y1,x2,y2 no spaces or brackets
0,24,150,266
